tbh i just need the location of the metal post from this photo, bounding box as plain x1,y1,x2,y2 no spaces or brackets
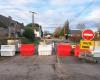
30,11,36,29
8,17,12,38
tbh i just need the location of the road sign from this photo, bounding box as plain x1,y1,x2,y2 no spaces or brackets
82,29,95,40
80,40,94,50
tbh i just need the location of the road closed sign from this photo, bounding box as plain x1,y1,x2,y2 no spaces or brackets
80,40,94,50
82,29,95,40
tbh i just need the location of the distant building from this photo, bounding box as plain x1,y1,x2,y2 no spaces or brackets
69,29,82,42
0,15,24,38
70,29,82,37
34,25,43,38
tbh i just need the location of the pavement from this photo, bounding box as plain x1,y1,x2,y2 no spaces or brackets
0,55,100,80
0,39,100,80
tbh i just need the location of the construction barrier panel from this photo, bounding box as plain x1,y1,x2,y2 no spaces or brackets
91,41,100,57
20,44,35,56
57,43,72,57
38,44,52,55
74,45,80,57
92,47,100,57
1,45,15,56
74,45,91,57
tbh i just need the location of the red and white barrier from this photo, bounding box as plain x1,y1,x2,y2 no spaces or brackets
38,44,52,56
1,45,15,56
57,43,72,57
20,44,35,56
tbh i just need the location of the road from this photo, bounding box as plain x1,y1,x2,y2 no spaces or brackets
0,55,100,80
0,39,100,80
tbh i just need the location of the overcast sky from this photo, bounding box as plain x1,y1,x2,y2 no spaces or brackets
0,0,100,31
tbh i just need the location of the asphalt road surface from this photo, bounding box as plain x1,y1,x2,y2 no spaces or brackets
0,39,100,80
0,55,100,80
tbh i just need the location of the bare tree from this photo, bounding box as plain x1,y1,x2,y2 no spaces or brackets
54,27,62,38
54,27,62,34
63,20,70,35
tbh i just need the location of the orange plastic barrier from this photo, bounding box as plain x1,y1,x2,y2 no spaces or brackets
57,43,72,57
74,45,91,57
74,45,80,57
20,44,35,56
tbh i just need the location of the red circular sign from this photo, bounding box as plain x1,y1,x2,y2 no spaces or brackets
82,29,95,40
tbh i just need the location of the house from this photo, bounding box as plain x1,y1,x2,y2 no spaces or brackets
0,15,24,38
69,29,82,42
70,29,82,37
34,25,43,38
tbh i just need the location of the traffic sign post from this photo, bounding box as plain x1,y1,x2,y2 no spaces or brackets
82,29,95,40
80,29,95,50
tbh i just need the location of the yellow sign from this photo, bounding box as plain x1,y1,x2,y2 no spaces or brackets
80,40,94,50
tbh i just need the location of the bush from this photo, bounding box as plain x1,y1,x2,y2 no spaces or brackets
23,27,35,41
20,37,33,44
0,39,7,45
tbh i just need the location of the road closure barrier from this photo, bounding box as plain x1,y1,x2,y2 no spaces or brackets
1,45,15,56
20,44,35,56
74,45,80,57
38,44,52,55
57,43,72,57
74,45,91,57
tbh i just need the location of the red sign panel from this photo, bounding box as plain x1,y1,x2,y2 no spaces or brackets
82,29,94,40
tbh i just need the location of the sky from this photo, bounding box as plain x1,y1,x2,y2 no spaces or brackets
0,0,100,32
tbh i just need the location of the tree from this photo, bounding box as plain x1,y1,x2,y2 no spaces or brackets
26,23,43,38
63,20,69,35
63,20,71,39
58,20,70,37
53,27,61,38
23,27,35,41
26,23,41,30
54,27,62,35
59,27,64,36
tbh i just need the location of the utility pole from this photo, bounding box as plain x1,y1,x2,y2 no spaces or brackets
30,11,36,29
30,11,36,38
8,16,12,38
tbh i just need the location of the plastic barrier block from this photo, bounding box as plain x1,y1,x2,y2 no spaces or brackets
74,45,80,57
38,45,52,55
57,44,72,57
92,47,100,57
74,45,91,57
20,44,35,56
1,45,15,56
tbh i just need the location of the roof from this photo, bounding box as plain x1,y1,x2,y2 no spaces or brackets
0,15,24,28
70,30,81,34
0,15,12,27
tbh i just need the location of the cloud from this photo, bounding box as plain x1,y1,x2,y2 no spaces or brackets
0,0,100,32
34,9,76,32
83,8,100,22
5,0,37,6
50,0,69,6
50,0,92,6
